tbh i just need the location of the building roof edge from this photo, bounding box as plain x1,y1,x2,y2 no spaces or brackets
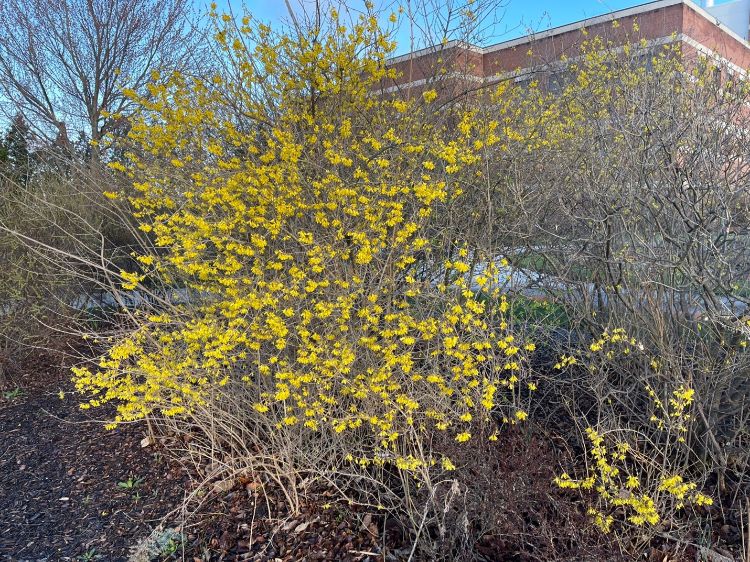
386,0,750,63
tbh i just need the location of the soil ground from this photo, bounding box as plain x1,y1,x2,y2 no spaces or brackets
0,348,189,561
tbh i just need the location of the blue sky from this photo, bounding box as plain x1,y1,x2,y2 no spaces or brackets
212,0,729,55
242,0,644,32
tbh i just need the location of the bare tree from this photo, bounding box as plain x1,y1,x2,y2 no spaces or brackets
0,0,195,160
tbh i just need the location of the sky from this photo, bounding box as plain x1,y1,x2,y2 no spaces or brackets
220,0,730,55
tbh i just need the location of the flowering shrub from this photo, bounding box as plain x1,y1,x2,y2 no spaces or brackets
555,425,711,533
72,6,535,472
61,12,747,555
554,328,712,534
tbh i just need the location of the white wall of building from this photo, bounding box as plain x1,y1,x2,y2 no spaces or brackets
705,0,750,40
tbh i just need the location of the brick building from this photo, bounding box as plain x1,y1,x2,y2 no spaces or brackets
382,0,750,96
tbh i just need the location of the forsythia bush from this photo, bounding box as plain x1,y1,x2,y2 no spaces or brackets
73,6,535,470
555,424,712,533
67,12,733,551
554,328,712,533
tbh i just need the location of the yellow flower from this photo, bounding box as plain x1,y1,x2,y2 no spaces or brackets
422,89,438,103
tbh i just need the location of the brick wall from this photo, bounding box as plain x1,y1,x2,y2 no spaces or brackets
383,1,750,92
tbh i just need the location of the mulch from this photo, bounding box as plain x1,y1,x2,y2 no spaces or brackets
0,347,189,562
177,485,406,562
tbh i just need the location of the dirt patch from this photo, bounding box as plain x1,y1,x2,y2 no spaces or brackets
0,350,189,562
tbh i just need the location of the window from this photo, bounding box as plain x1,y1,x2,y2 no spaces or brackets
634,48,655,72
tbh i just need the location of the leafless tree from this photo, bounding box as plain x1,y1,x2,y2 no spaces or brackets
0,0,196,160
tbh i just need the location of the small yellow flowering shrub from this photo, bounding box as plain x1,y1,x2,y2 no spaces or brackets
555,426,711,533
554,329,711,534
72,7,535,471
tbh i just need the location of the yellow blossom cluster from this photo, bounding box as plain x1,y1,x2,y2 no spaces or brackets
646,384,694,440
588,327,638,357
555,426,711,533
554,326,710,532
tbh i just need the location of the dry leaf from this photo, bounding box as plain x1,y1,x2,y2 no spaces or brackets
212,478,234,494
282,519,299,531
